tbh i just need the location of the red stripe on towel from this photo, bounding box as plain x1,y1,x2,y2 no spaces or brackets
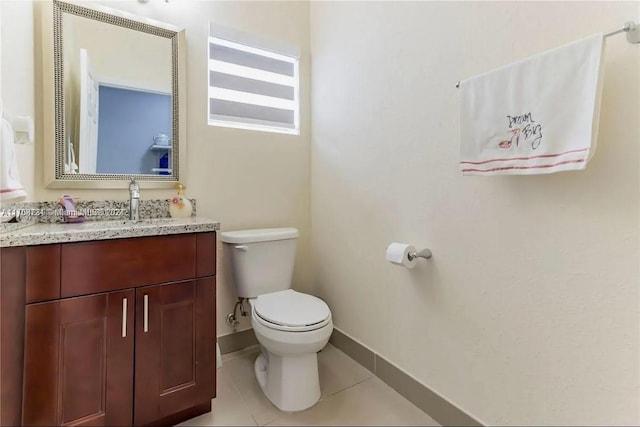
460,148,588,165
0,187,25,193
462,158,585,173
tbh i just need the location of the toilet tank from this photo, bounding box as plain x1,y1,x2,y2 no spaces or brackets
220,228,299,298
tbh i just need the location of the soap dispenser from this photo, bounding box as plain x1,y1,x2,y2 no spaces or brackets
169,183,193,218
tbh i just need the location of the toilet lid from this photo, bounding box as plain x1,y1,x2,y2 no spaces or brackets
254,290,331,328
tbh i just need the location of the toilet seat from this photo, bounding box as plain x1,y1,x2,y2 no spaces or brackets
253,290,331,332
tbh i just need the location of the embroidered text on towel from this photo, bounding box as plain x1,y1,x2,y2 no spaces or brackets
499,113,543,150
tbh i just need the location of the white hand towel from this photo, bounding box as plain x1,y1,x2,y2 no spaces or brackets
459,33,605,175
0,99,27,201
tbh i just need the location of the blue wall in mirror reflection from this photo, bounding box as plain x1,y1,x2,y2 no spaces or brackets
96,85,171,174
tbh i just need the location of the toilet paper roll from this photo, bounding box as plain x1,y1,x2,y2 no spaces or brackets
385,243,417,269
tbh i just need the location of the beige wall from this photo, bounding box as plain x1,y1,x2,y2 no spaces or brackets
310,1,639,425
1,0,311,337
1,0,36,199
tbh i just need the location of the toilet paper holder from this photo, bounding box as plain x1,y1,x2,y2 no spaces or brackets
408,248,433,261
385,243,433,268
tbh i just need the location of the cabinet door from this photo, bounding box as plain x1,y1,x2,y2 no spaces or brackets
22,290,135,426
1,246,26,426
134,278,216,426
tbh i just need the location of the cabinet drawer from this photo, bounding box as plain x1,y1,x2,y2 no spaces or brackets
26,244,61,303
196,232,216,277
61,234,196,297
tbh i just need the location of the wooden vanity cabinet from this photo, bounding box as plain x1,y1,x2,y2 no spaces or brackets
4,232,217,426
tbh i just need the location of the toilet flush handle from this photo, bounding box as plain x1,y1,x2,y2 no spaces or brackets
234,245,248,252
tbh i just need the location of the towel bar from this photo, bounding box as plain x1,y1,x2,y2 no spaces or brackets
604,21,639,42
455,20,638,88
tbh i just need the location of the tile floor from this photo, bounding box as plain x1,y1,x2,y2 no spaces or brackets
178,344,440,426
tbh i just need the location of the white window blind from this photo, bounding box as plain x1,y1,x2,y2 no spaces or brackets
208,26,300,135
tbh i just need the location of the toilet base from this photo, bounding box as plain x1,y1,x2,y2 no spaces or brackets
254,350,321,412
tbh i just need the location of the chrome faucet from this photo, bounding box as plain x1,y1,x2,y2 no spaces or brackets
129,178,140,221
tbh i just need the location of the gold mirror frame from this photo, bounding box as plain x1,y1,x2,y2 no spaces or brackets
42,0,187,189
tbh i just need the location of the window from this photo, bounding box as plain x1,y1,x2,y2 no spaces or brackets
208,25,300,135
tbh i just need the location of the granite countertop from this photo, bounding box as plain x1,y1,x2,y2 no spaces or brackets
0,217,220,248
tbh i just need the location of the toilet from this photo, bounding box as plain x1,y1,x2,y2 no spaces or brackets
220,227,333,412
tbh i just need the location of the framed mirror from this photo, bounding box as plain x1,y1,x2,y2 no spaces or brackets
42,0,186,189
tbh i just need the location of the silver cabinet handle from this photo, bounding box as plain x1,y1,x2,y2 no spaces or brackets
143,294,149,333
122,298,127,338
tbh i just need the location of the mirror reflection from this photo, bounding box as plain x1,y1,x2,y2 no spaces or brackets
61,10,173,176
46,0,184,188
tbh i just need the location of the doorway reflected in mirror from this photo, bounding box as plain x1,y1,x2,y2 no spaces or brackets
62,10,172,177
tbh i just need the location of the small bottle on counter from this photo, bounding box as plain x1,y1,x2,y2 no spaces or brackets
169,183,193,218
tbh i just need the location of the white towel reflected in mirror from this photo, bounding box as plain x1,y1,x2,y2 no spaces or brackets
0,99,27,201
